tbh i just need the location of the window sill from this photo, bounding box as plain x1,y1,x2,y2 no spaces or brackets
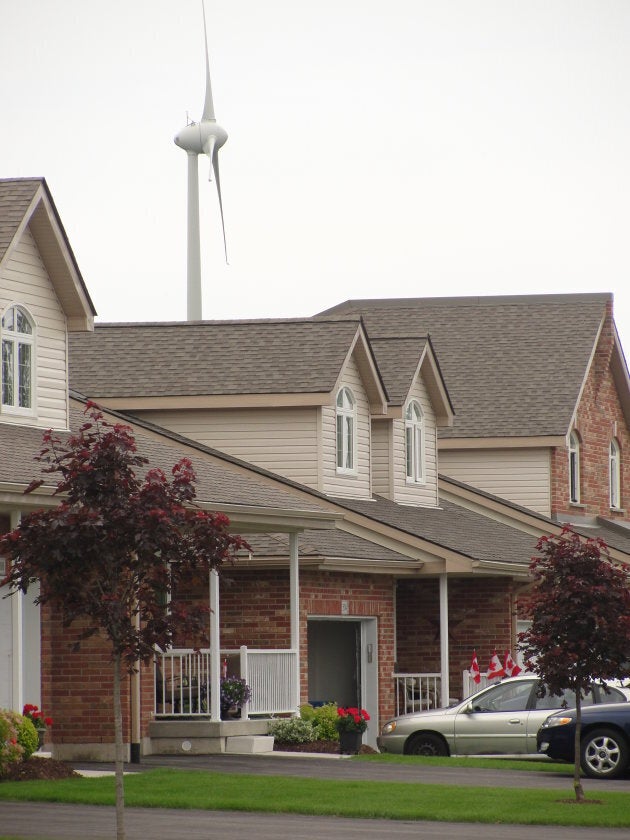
609,507,626,515
568,502,585,509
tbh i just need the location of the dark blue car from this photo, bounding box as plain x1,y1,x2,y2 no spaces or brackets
537,702,630,778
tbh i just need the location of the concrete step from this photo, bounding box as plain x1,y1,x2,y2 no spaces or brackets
225,735,275,754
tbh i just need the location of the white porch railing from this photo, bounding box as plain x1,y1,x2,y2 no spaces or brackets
394,673,442,715
154,647,298,719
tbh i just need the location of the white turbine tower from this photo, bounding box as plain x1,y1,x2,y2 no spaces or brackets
175,2,227,321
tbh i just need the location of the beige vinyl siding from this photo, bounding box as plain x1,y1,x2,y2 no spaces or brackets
135,406,321,488
392,372,438,506
439,447,551,516
0,228,68,429
321,354,371,499
371,420,393,498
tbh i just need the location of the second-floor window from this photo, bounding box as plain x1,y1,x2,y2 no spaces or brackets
405,400,425,483
1,305,34,412
610,438,621,509
568,431,580,504
336,387,356,472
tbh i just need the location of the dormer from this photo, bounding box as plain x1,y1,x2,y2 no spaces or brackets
0,179,95,430
369,336,454,506
68,318,387,498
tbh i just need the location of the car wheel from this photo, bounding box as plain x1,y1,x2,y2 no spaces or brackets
405,733,448,757
581,728,629,779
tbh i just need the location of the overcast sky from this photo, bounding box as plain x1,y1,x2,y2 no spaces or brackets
3,1,630,351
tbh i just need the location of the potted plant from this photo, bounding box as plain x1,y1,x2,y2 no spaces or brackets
22,704,53,750
335,706,370,754
220,676,251,719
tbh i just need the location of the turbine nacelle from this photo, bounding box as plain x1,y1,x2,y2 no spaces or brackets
174,121,228,158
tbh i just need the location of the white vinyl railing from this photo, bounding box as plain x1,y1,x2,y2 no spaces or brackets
394,673,442,715
154,646,298,719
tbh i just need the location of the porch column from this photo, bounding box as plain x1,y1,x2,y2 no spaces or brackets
209,569,221,721
10,510,23,712
289,532,300,713
439,574,450,707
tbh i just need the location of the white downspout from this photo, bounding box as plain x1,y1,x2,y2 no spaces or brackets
439,574,450,707
289,532,300,713
209,569,221,721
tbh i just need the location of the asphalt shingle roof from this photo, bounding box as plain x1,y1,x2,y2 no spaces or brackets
369,337,429,406
68,319,363,398
245,529,415,564
0,179,40,265
334,493,541,567
319,294,610,439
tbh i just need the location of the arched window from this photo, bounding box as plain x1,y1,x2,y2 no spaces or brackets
610,438,621,509
405,400,425,483
1,305,34,411
568,431,580,504
336,387,355,472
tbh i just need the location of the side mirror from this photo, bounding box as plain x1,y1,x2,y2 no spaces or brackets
463,702,474,714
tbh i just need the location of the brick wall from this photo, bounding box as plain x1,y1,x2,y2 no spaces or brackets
43,603,129,745
204,568,397,723
551,304,630,520
396,577,516,698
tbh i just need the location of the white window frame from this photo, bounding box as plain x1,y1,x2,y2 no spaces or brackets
610,438,621,509
1,304,35,416
568,431,580,504
336,387,356,474
405,399,425,483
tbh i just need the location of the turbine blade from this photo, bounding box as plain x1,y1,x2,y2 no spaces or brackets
203,136,216,181
201,0,216,121
212,154,229,264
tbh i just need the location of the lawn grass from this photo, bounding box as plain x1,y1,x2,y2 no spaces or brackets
0,768,628,828
355,753,574,773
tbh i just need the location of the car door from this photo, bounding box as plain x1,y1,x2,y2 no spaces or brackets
453,679,537,755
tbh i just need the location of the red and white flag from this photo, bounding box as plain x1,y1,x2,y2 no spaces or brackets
487,650,505,680
503,650,522,678
470,650,481,684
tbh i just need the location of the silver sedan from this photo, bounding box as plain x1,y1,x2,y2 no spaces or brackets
377,676,627,756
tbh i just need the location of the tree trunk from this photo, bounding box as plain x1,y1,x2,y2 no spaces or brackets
113,653,126,840
574,691,584,803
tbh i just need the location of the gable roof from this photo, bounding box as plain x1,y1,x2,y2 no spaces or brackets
0,178,96,329
68,318,387,411
319,294,611,440
369,335,454,425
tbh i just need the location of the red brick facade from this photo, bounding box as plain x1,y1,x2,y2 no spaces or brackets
551,305,630,521
396,577,517,699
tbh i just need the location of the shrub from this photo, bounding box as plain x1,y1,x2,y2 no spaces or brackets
0,710,23,773
13,713,39,759
299,703,315,721
268,717,316,744
311,703,339,741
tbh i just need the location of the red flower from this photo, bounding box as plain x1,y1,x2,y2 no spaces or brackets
44,717,53,727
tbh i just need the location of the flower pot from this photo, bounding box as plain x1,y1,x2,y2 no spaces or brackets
339,730,362,755
37,730,45,750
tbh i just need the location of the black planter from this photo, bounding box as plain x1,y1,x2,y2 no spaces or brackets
339,730,363,755
37,729,45,750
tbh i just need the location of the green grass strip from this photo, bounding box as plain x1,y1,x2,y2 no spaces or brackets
0,768,628,827
355,753,573,773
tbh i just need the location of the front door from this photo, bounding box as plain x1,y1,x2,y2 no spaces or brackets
307,620,360,707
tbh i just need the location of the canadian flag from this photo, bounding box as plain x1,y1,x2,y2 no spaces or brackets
504,650,522,678
470,650,481,684
487,650,506,680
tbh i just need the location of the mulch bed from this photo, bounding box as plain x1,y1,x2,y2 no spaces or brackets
273,740,377,755
0,757,80,782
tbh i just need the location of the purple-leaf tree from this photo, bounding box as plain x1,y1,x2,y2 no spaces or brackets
0,404,248,840
519,527,630,803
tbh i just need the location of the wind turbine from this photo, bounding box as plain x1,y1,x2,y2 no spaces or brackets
174,1,228,321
